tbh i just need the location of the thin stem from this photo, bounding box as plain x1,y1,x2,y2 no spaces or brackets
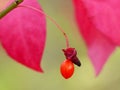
18,5,70,48
0,0,23,19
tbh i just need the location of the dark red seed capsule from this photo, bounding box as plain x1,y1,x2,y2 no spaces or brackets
60,59,74,79
62,48,81,67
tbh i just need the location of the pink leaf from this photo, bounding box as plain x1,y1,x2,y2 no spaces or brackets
0,0,46,72
73,0,116,75
82,0,120,45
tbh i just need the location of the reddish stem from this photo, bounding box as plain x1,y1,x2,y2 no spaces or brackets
18,5,70,48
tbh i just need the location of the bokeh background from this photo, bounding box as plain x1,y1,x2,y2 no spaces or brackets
0,0,120,90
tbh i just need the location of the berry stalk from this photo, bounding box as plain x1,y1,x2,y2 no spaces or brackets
18,5,70,48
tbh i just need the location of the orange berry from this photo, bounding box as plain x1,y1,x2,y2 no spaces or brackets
60,59,74,79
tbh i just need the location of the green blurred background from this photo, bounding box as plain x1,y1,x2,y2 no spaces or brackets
1,0,120,90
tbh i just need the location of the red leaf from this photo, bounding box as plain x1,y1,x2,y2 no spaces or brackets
0,0,46,72
73,0,116,75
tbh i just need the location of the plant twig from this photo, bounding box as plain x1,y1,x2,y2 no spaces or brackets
0,0,23,19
